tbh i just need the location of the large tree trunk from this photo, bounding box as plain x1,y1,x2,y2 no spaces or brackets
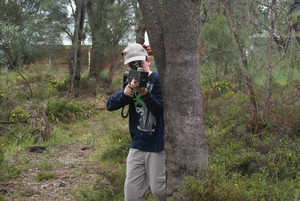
138,0,208,198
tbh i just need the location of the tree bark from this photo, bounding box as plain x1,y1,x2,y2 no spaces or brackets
263,0,276,118
67,0,86,97
137,0,166,84
132,1,146,44
290,0,300,44
86,0,108,84
135,24,146,44
138,0,208,198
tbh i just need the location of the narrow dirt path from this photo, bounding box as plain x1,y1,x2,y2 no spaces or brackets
1,144,98,200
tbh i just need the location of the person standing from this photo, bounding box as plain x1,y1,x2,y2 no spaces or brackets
106,43,165,201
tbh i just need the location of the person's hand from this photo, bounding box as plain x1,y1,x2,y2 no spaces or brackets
130,79,148,96
123,84,135,97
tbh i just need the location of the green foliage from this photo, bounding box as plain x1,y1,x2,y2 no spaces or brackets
181,131,299,200
200,13,242,81
36,171,56,181
9,106,31,122
182,85,300,201
181,162,299,201
0,0,70,67
77,165,126,201
201,78,234,99
79,188,118,201
181,166,250,201
0,91,4,104
46,98,92,123
100,69,110,80
0,151,21,180
18,188,40,197
47,79,69,95
78,173,126,201
204,92,248,129
101,128,131,163
0,147,4,169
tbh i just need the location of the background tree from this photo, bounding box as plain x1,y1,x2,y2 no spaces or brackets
87,0,131,88
0,0,69,98
67,0,87,97
200,13,239,82
290,0,300,44
131,1,145,44
262,0,276,118
137,0,208,198
221,0,258,131
0,0,69,68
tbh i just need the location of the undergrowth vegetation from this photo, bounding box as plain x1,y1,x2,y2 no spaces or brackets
0,62,299,200
179,78,300,201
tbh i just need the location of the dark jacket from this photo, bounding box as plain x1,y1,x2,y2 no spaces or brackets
106,71,164,152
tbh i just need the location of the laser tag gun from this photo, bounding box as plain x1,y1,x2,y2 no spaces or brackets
123,60,148,88
121,61,148,118
128,68,148,88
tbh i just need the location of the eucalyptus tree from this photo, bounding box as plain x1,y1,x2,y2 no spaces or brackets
0,0,70,68
220,0,259,131
290,0,300,44
67,0,87,97
138,0,208,198
200,13,238,82
205,0,300,124
86,0,132,88
131,0,145,44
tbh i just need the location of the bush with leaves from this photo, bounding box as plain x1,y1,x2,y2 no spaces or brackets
101,127,131,163
46,98,92,123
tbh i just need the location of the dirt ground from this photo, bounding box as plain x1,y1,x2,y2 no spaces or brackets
0,144,97,201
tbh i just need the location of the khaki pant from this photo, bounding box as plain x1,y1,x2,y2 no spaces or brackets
125,148,166,201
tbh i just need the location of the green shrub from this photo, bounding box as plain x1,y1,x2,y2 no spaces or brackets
9,106,31,122
181,165,250,201
101,128,131,163
263,138,299,179
203,120,299,201
0,162,20,180
37,172,56,181
0,91,4,104
181,162,299,201
46,98,92,123
78,166,126,201
79,188,116,201
0,142,21,180
0,147,4,170
48,79,68,95
78,75,97,92
204,92,248,130
202,78,234,100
